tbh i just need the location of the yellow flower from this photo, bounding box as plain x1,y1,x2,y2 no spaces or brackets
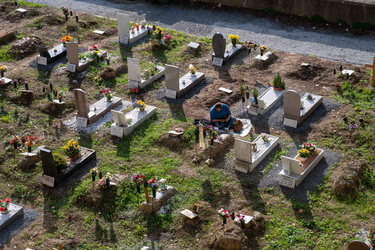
228,34,240,43
0,65,8,72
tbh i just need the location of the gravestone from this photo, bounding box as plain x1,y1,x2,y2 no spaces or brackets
74,88,122,126
0,203,24,232
66,42,79,69
165,65,205,99
283,90,323,128
117,13,130,44
40,148,58,178
212,33,226,66
36,44,66,65
365,57,375,87
283,90,300,127
74,89,89,119
234,134,279,173
254,52,277,69
127,57,142,88
347,241,370,250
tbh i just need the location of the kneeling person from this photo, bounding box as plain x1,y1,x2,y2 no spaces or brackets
210,102,236,129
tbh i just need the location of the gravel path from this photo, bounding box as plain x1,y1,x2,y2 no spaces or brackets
29,0,375,65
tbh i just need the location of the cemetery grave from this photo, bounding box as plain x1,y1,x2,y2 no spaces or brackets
0,2,374,250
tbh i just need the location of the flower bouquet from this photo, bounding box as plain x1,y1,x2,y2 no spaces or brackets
62,139,81,160
301,143,317,156
24,136,38,153
88,45,102,61
259,45,267,56
0,198,11,214
98,172,111,188
193,203,199,214
8,135,22,150
0,65,8,77
132,174,145,193
53,153,67,170
148,177,158,198
367,229,375,249
133,99,146,111
261,134,271,143
101,88,113,102
152,26,164,40
236,213,246,229
90,167,98,182
189,64,197,75
218,208,230,224
61,35,73,46
94,75,103,83
61,6,69,16
298,148,310,160
228,34,240,46
163,32,173,46
140,20,146,28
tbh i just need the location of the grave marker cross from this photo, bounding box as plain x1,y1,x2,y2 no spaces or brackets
365,57,375,87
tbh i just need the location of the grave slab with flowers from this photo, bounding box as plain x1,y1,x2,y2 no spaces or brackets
247,87,286,115
234,133,280,173
127,58,165,89
110,103,157,138
36,43,67,65
0,198,24,232
117,13,152,45
66,43,107,73
278,143,325,188
165,64,205,99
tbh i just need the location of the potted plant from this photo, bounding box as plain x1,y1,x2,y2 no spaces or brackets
133,99,146,112
228,34,240,47
272,73,285,91
62,139,81,161
189,64,197,75
298,148,310,161
245,86,250,99
101,88,113,102
53,152,68,170
239,84,245,102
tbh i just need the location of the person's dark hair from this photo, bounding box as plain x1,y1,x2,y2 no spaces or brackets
215,103,223,109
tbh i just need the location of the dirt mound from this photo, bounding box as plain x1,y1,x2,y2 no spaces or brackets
40,15,64,25
286,65,325,80
331,160,369,198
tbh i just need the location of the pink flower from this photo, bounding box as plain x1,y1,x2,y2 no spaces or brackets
5,198,10,203
0,207,4,212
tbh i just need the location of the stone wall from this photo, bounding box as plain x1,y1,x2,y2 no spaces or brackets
197,0,375,26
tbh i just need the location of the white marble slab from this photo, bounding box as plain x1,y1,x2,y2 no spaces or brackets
111,105,157,137
129,27,150,44
247,87,286,115
139,66,165,89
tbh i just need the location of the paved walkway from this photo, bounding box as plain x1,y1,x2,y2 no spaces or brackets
32,0,375,65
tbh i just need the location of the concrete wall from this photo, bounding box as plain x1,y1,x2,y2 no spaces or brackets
198,0,375,26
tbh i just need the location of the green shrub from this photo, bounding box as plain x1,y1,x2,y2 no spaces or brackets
311,15,325,23
353,22,375,30
53,153,67,170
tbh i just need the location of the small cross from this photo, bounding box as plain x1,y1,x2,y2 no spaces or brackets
365,57,375,87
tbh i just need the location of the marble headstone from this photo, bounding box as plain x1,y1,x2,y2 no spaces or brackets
73,88,89,118
127,57,142,82
165,65,179,91
212,33,226,58
117,13,130,44
234,138,252,163
284,90,301,118
66,42,79,66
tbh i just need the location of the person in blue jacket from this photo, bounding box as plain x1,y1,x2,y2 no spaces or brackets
210,102,236,129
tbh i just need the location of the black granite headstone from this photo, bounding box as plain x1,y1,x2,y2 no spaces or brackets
212,33,226,58
40,148,58,178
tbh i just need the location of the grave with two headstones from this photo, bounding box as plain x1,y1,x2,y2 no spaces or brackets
278,147,324,188
110,104,157,138
164,64,205,99
234,133,279,173
40,147,96,187
283,90,323,128
36,44,67,65
127,58,165,89
211,32,246,67
117,13,150,45
73,88,121,128
66,42,107,73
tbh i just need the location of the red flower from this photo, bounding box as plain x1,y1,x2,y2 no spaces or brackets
5,198,10,203
0,207,4,212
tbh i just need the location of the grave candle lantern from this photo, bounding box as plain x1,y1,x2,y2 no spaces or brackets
24,81,29,90
76,15,79,22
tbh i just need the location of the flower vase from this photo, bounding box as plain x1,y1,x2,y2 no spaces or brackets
223,216,227,224
139,107,145,112
25,83,28,90
70,153,81,162
232,42,236,47
210,138,214,146
96,56,100,63
13,143,17,150
241,220,245,229
106,97,112,102
65,15,68,21
136,184,141,193
191,72,196,77
62,42,66,47
231,212,235,220
300,157,307,162
27,147,31,153
106,178,110,188
1,207,9,214
0,71,3,77
59,97,62,103
152,188,156,198
91,175,96,182
131,28,135,34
